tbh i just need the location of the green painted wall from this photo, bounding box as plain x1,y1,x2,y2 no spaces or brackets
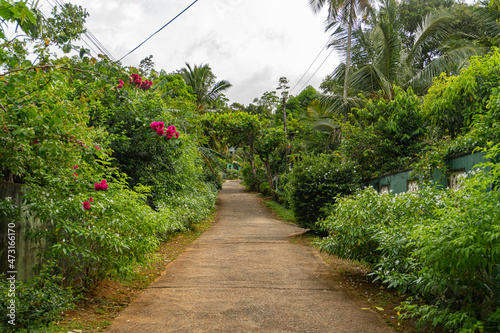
364,169,414,194
362,151,489,194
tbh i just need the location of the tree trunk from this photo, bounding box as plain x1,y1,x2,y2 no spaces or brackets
246,151,258,191
262,157,275,199
343,8,354,101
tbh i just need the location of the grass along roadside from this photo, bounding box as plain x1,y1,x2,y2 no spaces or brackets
32,212,216,333
263,198,421,333
263,199,295,223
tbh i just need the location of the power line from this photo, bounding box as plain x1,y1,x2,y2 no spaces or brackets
45,0,115,60
297,47,336,94
290,39,330,95
56,0,116,60
119,0,200,62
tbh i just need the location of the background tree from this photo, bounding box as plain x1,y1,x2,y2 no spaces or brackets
139,55,156,77
309,0,371,99
180,63,232,112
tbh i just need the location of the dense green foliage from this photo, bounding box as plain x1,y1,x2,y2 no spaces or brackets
341,87,426,178
287,154,360,230
423,48,500,139
319,145,500,332
0,262,75,331
0,2,220,329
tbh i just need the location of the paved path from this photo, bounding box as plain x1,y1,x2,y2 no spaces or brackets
107,180,394,332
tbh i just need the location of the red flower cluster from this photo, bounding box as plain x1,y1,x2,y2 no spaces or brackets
165,125,179,140
150,122,179,139
82,197,94,211
129,73,153,90
150,121,165,135
117,79,124,89
94,179,108,191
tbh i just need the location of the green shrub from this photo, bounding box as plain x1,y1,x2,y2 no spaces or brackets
240,158,266,192
276,172,293,208
203,170,223,190
319,145,500,332
259,182,271,197
289,154,359,230
341,86,425,179
423,48,500,139
0,262,75,331
226,168,240,180
155,181,218,235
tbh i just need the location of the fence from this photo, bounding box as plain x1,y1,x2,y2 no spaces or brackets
0,182,42,282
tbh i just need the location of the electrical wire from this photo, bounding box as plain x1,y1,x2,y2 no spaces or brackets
55,0,116,60
290,39,330,95
297,47,336,93
45,0,115,60
118,0,200,62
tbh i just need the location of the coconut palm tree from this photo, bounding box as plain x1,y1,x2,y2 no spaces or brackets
329,0,499,98
309,0,371,99
180,63,232,112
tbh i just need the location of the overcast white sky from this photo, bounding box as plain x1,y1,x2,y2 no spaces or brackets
45,0,340,105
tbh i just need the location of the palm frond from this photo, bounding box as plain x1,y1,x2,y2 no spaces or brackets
405,41,487,93
208,80,232,103
407,10,454,65
313,93,363,121
197,146,226,175
349,64,393,98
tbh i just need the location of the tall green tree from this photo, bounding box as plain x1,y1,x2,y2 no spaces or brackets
325,0,497,99
180,63,232,112
309,0,371,99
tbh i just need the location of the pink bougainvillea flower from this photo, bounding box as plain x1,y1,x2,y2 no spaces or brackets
156,128,165,136
94,145,100,150
83,201,91,210
140,79,153,90
94,179,108,191
117,79,124,89
175,132,179,139
150,121,165,131
89,197,94,203
73,165,79,170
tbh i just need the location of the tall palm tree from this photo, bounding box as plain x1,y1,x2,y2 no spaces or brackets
328,0,495,99
180,63,232,112
309,0,371,99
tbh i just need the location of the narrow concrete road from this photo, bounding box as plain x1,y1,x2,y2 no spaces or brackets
107,180,394,332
